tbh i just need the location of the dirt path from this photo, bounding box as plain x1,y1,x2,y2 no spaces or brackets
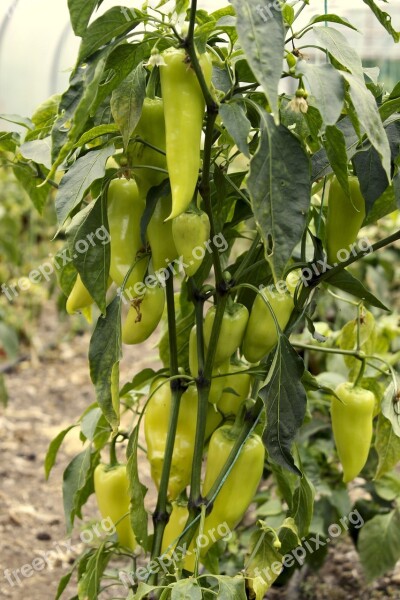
1,303,400,599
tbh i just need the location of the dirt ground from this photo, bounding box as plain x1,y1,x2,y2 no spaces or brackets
1,303,400,600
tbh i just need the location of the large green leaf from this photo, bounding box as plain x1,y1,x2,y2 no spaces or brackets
78,7,141,63
230,0,285,122
324,269,389,311
88,297,122,430
68,0,99,37
45,425,76,480
353,146,389,213
311,117,359,181
66,195,110,314
362,0,400,43
358,509,400,581
313,26,363,80
323,125,349,196
296,61,344,128
50,53,109,175
375,414,400,479
127,426,149,549
219,102,251,158
62,448,97,532
343,72,391,179
260,336,307,475
247,110,310,280
55,145,114,225
111,63,146,150
13,164,52,214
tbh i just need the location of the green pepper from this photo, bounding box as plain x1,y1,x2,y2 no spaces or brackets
217,363,252,416
331,382,375,483
204,303,249,366
94,463,136,550
189,325,230,406
172,211,210,277
200,424,265,556
160,48,213,219
122,284,165,345
107,178,148,296
144,379,222,500
325,175,366,266
66,274,93,314
161,502,195,572
128,97,167,196
242,290,294,363
147,195,178,271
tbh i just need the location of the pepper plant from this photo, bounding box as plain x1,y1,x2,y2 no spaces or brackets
2,0,400,597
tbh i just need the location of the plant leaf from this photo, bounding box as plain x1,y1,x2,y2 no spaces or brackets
55,145,114,225
89,297,122,430
66,194,110,314
358,509,400,581
219,102,251,158
375,414,400,479
230,0,285,123
296,61,344,128
111,63,147,150
260,336,307,475
247,109,311,280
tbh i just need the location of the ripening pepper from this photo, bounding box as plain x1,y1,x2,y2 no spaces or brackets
107,179,148,297
200,424,265,556
147,195,178,271
107,178,148,295
144,380,222,500
172,211,211,277
66,274,93,314
122,284,165,345
160,48,213,219
243,290,294,363
325,175,366,266
128,97,167,196
161,502,195,572
217,363,252,416
189,325,230,405
331,381,375,483
204,303,249,366
94,463,136,550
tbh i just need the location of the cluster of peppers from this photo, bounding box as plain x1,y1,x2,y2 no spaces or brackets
65,40,375,559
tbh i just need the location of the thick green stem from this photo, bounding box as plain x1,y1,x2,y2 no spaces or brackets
109,435,118,467
150,275,183,569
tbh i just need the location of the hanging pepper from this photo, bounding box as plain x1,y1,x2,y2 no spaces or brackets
325,175,366,266
171,211,211,277
204,303,249,365
107,178,148,295
147,195,178,271
122,284,165,345
161,502,195,572
94,463,136,550
331,381,375,482
217,363,252,416
128,97,167,196
159,48,213,219
66,274,93,314
242,290,294,363
200,424,265,556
